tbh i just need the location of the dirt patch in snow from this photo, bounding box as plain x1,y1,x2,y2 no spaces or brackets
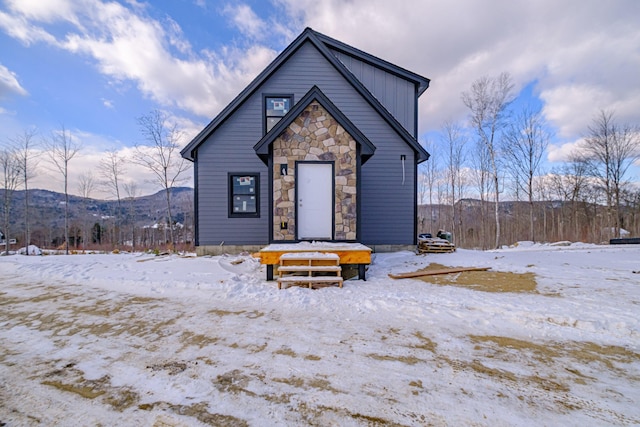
42,362,139,411
461,335,640,397
470,335,640,372
417,263,538,293
139,401,248,426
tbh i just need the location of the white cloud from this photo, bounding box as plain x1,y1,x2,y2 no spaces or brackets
0,9,57,45
276,0,640,143
547,139,584,163
0,0,277,119
164,16,192,55
165,113,204,145
0,63,28,99
222,3,294,43
31,128,194,198
193,0,207,9
222,3,266,39
540,85,612,139
3,0,639,154
3,0,78,23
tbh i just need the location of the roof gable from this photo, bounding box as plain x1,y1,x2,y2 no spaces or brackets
315,32,430,96
181,27,430,162
254,86,376,165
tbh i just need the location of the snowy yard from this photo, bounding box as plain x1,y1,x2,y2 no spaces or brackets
1,243,639,426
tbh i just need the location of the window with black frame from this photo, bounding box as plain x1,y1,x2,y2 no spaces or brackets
229,173,259,217
265,96,291,132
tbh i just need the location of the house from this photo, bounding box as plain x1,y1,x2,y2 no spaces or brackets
181,28,430,256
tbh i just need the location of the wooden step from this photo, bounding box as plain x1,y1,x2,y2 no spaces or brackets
277,265,342,273
279,252,340,261
278,276,343,283
277,276,343,289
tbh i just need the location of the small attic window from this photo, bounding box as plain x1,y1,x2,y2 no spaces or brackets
264,95,292,133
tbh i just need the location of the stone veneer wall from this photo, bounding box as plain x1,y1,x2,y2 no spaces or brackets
272,101,357,241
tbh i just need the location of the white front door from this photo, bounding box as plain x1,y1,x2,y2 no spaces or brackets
297,163,333,240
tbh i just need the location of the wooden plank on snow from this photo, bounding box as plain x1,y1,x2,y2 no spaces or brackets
388,266,491,279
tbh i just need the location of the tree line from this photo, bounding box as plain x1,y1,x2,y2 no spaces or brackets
1,110,191,255
419,72,640,249
3,76,639,254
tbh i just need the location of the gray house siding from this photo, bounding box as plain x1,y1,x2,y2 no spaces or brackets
331,50,416,136
196,92,269,246
193,38,421,248
260,42,417,245
360,134,416,246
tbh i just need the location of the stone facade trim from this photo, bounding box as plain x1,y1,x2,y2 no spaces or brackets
272,101,358,241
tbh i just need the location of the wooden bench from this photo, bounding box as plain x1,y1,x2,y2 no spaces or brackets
277,252,343,289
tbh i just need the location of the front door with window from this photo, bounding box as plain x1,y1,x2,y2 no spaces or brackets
297,163,333,240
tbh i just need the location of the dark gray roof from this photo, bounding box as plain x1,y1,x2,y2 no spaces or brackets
253,85,376,165
181,27,430,162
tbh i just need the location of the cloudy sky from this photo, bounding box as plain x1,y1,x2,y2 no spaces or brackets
1,0,639,197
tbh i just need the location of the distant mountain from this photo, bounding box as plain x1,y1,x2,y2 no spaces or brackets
1,187,195,237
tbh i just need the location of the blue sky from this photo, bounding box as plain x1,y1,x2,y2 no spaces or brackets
1,0,639,196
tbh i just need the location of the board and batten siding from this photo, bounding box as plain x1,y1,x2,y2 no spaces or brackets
194,40,418,246
331,49,416,136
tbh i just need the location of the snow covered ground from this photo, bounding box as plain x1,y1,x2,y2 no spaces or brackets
1,243,639,426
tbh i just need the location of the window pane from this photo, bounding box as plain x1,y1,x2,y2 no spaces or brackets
229,173,259,217
233,195,256,213
232,176,255,195
266,97,290,117
266,117,280,132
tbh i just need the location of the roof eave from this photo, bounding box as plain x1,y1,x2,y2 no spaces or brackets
182,27,430,162
181,28,318,161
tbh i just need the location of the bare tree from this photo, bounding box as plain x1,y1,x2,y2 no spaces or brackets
9,128,39,252
469,139,492,249
417,163,428,232
418,139,439,234
0,146,22,255
550,153,591,241
503,105,550,241
535,177,552,242
133,110,190,248
462,72,514,248
621,187,640,237
123,181,139,250
77,171,97,251
441,121,468,244
45,125,81,254
98,149,126,246
581,109,640,238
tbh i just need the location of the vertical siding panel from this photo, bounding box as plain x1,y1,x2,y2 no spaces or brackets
330,48,416,136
